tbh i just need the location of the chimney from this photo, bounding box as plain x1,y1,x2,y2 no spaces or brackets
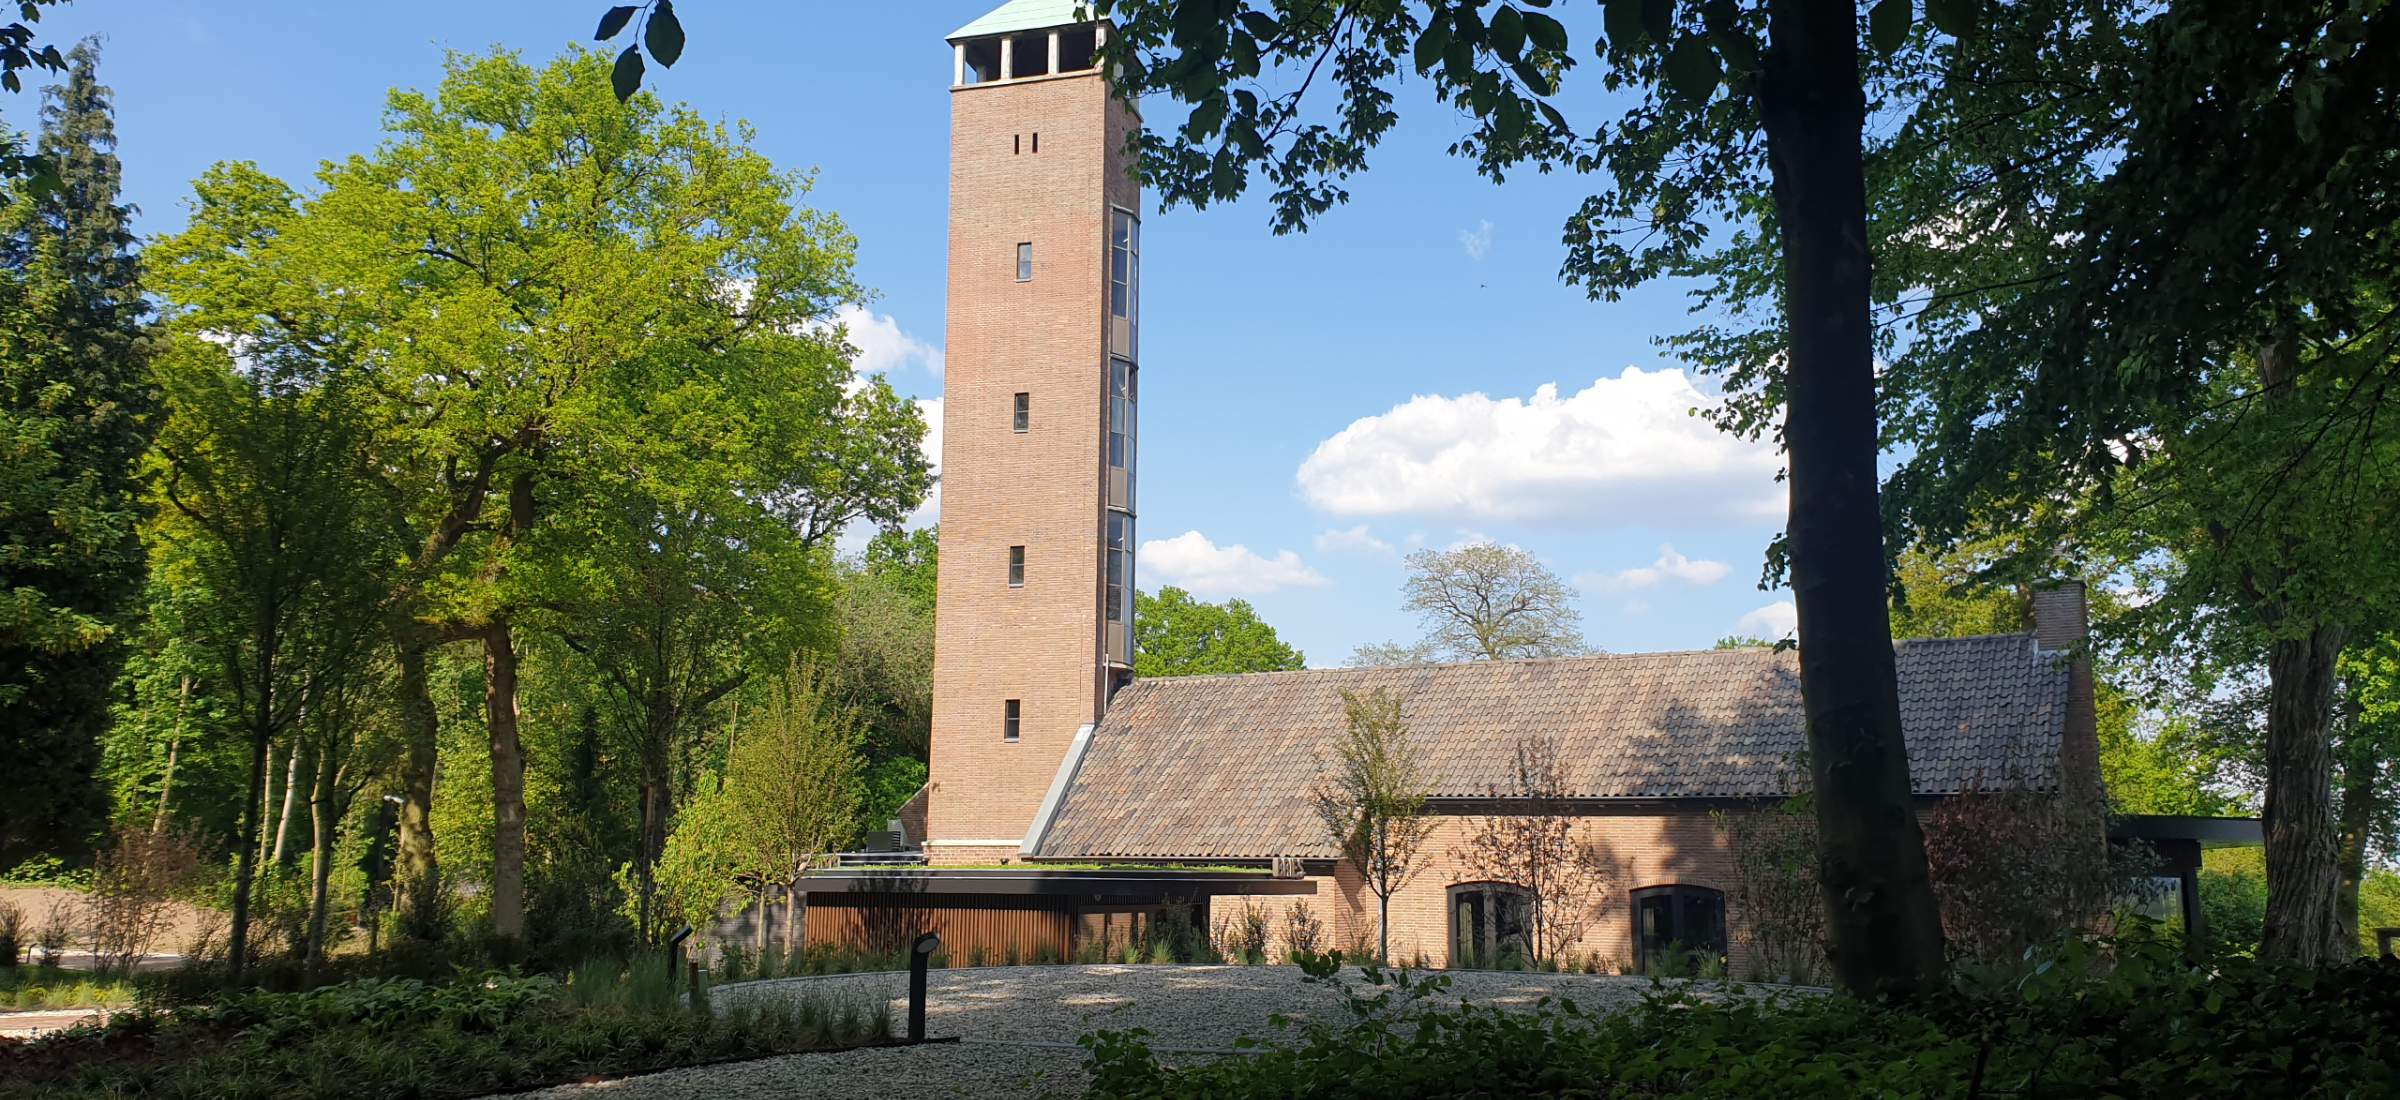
2030,580,2088,652
2031,580,2105,817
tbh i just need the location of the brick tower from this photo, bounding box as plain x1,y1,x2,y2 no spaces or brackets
925,1,1140,863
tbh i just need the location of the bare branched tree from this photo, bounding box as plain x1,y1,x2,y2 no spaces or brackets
1382,542,1587,662
1456,733,1614,965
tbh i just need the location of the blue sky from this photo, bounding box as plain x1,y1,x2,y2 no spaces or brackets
23,0,1798,664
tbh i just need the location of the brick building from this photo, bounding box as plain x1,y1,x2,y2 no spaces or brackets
795,0,2250,969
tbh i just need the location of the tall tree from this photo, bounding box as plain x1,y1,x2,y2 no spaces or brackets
1133,586,1306,676
153,49,873,939
0,41,150,866
1372,542,1586,662
1092,0,1956,995
1310,687,1435,964
146,342,388,980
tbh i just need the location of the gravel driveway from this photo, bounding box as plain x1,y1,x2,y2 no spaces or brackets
516,964,1702,1099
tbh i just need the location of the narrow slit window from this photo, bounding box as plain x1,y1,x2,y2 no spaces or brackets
1031,132,1039,153
1016,242,1033,282
1008,545,1025,587
1012,391,1029,432
1013,134,1021,155
1003,699,1021,742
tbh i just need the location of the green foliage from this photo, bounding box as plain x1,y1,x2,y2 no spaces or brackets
1133,586,1305,678
1085,928,2400,1098
833,527,938,767
0,41,151,867
0,966,136,1011
1311,688,1434,963
726,658,867,884
3,963,889,1099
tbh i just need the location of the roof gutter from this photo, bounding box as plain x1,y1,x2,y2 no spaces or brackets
1020,722,1095,858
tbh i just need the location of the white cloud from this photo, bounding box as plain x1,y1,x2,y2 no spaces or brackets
832,304,942,377
1458,219,1494,261
1141,530,1328,596
1295,367,1782,524
1314,525,1392,555
1580,544,1731,592
1734,601,1798,642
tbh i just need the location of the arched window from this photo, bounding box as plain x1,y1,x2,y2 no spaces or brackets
1631,885,1725,973
1447,882,1530,969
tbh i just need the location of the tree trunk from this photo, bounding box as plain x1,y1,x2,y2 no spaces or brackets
1376,891,1389,964
1760,0,1947,998
271,739,304,865
151,675,188,834
2334,742,2375,954
784,881,799,959
304,743,340,971
229,708,272,981
754,882,769,956
2260,622,2349,964
392,636,442,930
483,620,528,940
257,742,278,865
636,706,673,943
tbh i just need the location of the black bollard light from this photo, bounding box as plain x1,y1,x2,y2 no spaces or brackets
665,924,694,981
907,931,941,1042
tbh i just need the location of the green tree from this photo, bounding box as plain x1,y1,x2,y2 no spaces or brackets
2334,637,2400,952
153,49,876,940
725,658,864,956
146,340,390,979
1133,586,1306,677
1310,688,1434,964
0,41,151,867
1857,0,2400,964
833,526,938,765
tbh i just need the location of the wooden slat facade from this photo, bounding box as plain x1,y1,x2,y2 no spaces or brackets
803,892,1076,961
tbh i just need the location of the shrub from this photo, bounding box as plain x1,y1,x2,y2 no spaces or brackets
1214,898,1270,965
0,899,22,967
34,896,74,966
1084,926,2400,1099
1280,901,1324,960
84,827,206,976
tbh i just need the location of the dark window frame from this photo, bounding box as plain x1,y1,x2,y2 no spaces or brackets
1016,241,1033,282
1003,699,1021,742
1013,391,1030,432
1008,545,1025,588
1630,884,1727,973
1446,882,1532,969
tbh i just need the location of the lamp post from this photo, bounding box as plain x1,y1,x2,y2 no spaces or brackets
908,931,941,1042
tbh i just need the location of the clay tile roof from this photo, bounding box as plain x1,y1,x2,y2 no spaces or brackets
1033,634,2068,861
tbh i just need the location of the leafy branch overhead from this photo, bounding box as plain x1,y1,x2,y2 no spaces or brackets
593,0,686,101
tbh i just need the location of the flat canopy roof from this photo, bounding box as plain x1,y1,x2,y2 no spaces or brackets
2109,815,2265,848
797,867,1316,902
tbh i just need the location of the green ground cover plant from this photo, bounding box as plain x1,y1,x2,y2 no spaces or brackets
1082,931,2400,1098
0,967,137,1011
0,958,891,1100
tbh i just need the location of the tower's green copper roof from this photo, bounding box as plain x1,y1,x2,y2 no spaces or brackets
948,0,1091,41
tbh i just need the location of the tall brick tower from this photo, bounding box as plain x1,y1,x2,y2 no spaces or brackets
925,1,1140,864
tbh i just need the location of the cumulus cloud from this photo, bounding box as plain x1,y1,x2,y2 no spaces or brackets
832,304,942,377
1734,601,1798,642
1295,367,1782,524
1314,525,1393,555
1580,544,1731,592
1458,219,1494,261
1141,530,1328,596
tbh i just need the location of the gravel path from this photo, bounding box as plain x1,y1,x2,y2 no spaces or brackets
517,964,1715,1100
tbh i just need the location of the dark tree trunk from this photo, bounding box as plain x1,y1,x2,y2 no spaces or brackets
2335,744,2375,953
484,621,528,941
1760,0,1946,998
2260,623,2349,964
392,636,442,928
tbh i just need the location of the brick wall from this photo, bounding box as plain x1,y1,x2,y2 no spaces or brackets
1254,811,1753,973
927,66,1141,848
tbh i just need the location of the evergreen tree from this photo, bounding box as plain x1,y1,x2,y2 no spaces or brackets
0,41,151,866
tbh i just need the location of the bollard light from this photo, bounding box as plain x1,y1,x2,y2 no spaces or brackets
907,931,941,1042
